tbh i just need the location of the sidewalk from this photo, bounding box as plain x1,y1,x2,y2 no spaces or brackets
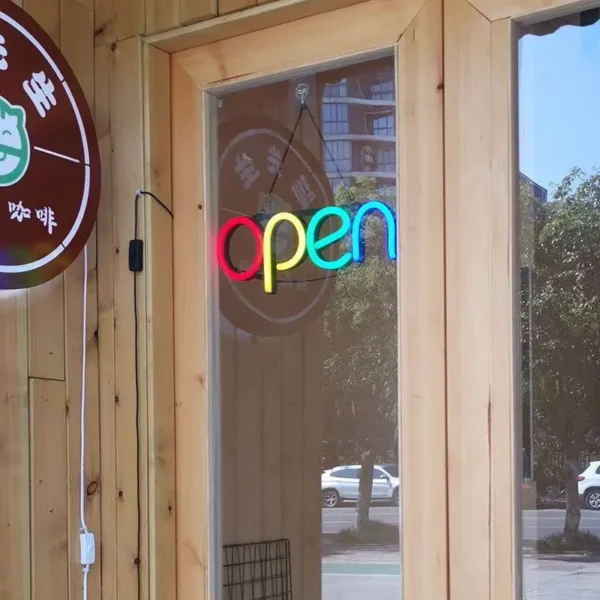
321,544,600,600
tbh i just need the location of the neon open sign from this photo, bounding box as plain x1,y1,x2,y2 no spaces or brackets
217,200,397,294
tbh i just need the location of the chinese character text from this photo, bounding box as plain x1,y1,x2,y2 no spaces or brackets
8,200,31,222
23,72,56,118
235,153,260,190
36,207,57,234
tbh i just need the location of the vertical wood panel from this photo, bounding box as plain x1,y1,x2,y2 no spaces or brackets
179,0,217,25
282,333,304,600
144,45,173,211
94,0,145,46
491,17,519,600
221,331,237,544
398,1,447,599
27,279,65,380
445,0,493,597
146,0,180,36
60,4,102,598
26,0,65,382
260,337,283,542
144,40,177,600
234,335,263,543
95,41,118,600
0,294,30,600
172,56,208,600
110,36,146,600
145,200,177,600
23,0,60,44
30,378,68,600
60,0,94,108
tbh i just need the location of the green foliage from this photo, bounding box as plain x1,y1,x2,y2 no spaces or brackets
526,168,600,462
322,178,398,466
335,519,400,545
537,530,600,554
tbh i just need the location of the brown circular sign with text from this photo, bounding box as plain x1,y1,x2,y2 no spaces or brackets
218,116,335,337
0,1,100,289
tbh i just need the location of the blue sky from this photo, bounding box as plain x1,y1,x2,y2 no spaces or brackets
519,21,600,197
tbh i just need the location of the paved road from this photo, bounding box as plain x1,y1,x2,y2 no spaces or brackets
323,507,600,540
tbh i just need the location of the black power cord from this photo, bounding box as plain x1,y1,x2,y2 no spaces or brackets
130,189,171,600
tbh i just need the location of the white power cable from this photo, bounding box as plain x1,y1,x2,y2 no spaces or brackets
79,244,95,598
80,243,89,535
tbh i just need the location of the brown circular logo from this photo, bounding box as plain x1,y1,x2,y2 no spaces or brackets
0,1,100,289
218,116,335,336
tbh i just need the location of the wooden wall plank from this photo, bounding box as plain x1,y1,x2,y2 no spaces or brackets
179,0,217,26
110,35,147,600
260,338,283,543
219,0,256,15
172,56,208,600
143,40,177,600
282,334,304,600
490,17,519,600
94,0,145,46
60,4,102,600
234,335,263,543
445,0,493,597
0,294,30,600
152,0,369,53
143,45,173,211
175,0,423,86
27,279,65,381
60,0,94,108
23,0,60,44
144,199,177,600
147,0,181,36
25,0,65,382
398,1,447,599
30,378,68,600
95,41,118,600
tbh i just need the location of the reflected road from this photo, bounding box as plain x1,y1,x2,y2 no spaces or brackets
322,507,600,540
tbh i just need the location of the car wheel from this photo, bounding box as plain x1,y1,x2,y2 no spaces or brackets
585,489,600,510
392,488,399,507
322,489,341,508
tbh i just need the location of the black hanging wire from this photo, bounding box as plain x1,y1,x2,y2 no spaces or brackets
132,191,142,600
130,190,172,600
254,91,357,285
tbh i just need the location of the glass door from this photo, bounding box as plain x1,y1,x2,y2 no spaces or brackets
171,1,446,599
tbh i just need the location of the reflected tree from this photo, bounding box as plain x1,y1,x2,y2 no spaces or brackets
525,168,600,542
323,177,398,526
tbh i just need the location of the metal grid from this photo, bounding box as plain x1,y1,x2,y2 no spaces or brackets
223,539,293,600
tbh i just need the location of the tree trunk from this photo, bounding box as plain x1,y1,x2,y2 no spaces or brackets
355,449,375,529
563,456,581,545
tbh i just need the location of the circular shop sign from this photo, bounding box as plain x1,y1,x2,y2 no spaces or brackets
218,116,336,337
0,1,100,289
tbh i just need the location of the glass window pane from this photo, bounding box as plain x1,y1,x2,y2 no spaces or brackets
518,12,600,598
216,55,400,600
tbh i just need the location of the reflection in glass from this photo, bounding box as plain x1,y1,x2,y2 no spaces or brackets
519,12,600,599
216,55,400,600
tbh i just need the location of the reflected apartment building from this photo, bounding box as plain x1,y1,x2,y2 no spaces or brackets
317,70,548,206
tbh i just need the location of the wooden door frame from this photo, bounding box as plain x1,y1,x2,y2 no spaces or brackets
444,0,597,599
142,0,447,598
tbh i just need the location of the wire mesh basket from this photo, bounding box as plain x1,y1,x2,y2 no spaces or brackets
223,539,293,600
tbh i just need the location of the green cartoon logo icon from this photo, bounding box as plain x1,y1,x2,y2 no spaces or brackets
0,97,30,187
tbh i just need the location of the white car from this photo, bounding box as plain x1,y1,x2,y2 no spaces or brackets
579,461,600,510
321,464,399,508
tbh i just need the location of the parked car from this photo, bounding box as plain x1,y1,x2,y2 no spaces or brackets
579,461,600,510
321,464,399,508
